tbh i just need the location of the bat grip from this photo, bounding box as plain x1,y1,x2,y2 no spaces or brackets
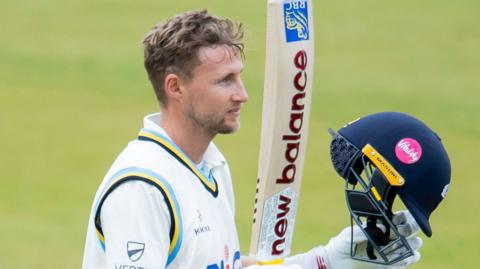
257,258,284,265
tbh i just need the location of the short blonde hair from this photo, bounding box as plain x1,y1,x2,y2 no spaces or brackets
142,10,244,106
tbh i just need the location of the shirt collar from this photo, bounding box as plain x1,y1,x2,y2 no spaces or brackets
142,113,225,168
143,113,168,137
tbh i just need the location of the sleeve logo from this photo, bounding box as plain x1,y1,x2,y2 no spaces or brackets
283,0,310,43
127,241,146,262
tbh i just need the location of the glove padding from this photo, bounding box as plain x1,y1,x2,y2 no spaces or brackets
393,210,420,237
285,210,423,269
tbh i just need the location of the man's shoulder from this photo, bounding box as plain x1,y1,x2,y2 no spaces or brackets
98,139,180,200
100,138,171,182
117,138,170,164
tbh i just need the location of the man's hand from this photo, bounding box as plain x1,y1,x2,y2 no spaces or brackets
284,210,423,269
323,214,422,268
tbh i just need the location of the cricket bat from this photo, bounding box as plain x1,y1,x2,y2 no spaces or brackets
249,0,315,263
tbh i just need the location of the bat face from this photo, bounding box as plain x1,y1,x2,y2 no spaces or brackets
250,0,314,262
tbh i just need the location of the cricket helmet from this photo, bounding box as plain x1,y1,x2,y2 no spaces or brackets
328,112,451,264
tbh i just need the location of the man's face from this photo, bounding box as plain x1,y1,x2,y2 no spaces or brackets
180,45,248,135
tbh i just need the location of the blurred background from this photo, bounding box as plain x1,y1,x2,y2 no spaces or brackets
0,0,478,268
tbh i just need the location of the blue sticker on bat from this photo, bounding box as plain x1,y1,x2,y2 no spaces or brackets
283,0,310,43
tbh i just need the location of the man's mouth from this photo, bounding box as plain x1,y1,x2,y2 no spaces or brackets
227,107,241,117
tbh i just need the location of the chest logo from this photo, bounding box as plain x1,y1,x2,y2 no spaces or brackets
127,241,145,262
194,210,212,236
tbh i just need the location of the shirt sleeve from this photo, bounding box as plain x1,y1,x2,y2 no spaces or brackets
101,180,171,269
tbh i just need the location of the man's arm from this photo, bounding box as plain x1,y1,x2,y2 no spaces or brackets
102,181,171,269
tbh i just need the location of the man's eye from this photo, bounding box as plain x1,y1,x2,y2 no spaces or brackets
219,78,233,85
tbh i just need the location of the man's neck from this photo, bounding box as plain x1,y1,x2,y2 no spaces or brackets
159,111,213,164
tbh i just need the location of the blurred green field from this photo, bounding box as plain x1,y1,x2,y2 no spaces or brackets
1,0,479,268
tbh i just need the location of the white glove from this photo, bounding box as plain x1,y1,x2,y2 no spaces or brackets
284,210,423,269
392,210,421,237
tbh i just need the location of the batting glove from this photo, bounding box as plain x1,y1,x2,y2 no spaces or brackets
284,210,423,269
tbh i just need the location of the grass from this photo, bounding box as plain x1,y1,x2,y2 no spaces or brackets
0,0,479,268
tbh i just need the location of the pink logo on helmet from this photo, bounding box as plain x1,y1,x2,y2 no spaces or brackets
395,138,422,164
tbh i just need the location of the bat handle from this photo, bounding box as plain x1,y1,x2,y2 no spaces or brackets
257,258,284,265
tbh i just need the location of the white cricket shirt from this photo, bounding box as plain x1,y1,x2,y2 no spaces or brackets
82,113,241,269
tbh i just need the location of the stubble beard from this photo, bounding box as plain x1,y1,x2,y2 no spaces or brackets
186,107,239,137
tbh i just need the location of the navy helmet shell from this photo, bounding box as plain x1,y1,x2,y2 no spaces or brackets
337,112,451,237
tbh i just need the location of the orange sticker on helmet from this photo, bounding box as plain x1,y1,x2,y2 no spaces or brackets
362,144,405,186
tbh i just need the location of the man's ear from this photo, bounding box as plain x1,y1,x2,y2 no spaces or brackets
164,73,184,101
